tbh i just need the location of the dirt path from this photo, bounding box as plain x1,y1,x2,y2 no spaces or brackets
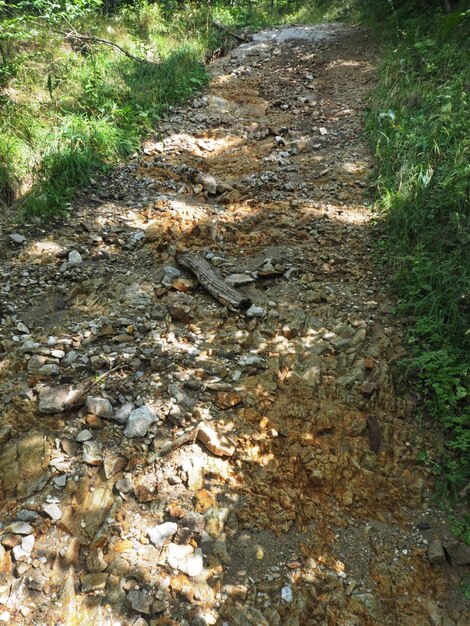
1,23,469,626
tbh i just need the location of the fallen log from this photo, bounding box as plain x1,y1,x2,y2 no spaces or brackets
176,252,252,311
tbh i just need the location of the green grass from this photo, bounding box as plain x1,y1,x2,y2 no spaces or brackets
365,5,470,502
0,5,212,215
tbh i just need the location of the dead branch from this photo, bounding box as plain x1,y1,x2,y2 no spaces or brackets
59,29,155,64
62,363,129,411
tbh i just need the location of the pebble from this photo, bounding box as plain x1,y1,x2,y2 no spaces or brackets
9,233,26,244
4,522,34,535
127,589,153,615
83,441,103,466
148,522,178,548
68,250,83,265
42,502,62,522
246,305,266,318
76,429,93,442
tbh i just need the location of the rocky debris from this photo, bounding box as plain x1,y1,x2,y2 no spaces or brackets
0,22,468,626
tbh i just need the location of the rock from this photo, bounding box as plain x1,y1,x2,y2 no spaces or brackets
53,474,67,488
16,322,30,334
83,441,103,466
444,541,470,566
427,539,446,565
148,522,178,548
197,422,235,457
246,305,266,318
68,250,83,265
281,584,293,602
12,535,35,561
167,543,204,577
4,521,34,535
116,478,133,494
38,385,77,414
9,233,26,244
114,402,134,424
86,548,108,573
127,589,152,615
213,391,242,410
81,573,108,592
124,405,157,438
220,604,270,626
85,396,113,420
42,502,62,522
38,363,59,377
226,274,255,287
76,429,93,442
195,171,217,195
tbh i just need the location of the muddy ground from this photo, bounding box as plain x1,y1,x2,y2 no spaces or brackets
0,23,469,626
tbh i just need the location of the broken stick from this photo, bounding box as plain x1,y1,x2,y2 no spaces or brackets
176,252,252,311
212,21,248,43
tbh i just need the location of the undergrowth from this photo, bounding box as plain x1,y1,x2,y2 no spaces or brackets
365,2,470,509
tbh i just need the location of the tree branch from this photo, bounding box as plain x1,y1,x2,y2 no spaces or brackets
60,30,156,64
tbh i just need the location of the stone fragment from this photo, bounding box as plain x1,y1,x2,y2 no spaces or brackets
76,429,93,442
68,250,83,265
197,422,235,457
16,322,30,334
4,522,34,535
81,573,108,592
38,385,77,414
124,405,157,438
114,402,134,424
360,381,378,397
226,274,255,287
26,569,47,591
9,233,26,244
427,539,446,565
167,543,203,577
196,171,217,194
83,441,103,466
127,589,152,615
444,541,470,566
85,397,113,420
148,522,178,548
246,305,266,318
42,502,62,522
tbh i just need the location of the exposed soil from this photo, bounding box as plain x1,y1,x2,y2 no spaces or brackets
0,23,469,626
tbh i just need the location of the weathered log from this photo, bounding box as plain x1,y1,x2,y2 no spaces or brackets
176,252,252,311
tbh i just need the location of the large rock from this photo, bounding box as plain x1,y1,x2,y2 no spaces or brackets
444,541,470,566
38,385,77,414
124,405,157,438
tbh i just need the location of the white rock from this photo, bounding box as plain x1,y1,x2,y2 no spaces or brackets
246,305,266,318
42,502,62,522
9,233,26,244
281,584,293,602
167,544,204,577
226,274,255,287
83,441,103,466
85,396,113,419
21,535,35,554
68,250,83,265
148,522,178,548
38,385,77,414
124,405,157,438
16,322,30,334
5,522,34,535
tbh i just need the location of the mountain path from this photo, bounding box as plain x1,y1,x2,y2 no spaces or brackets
1,23,469,626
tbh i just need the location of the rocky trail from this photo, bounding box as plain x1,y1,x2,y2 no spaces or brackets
1,23,469,626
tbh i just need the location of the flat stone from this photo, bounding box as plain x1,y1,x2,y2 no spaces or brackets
9,233,26,244
81,573,108,592
197,422,235,457
4,522,34,535
76,429,93,442
85,397,113,420
148,522,178,548
124,405,157,438
226,273,255,287
42,502,62,522
38,385,77,414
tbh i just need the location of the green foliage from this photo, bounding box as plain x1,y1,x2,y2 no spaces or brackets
366,5,470,500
